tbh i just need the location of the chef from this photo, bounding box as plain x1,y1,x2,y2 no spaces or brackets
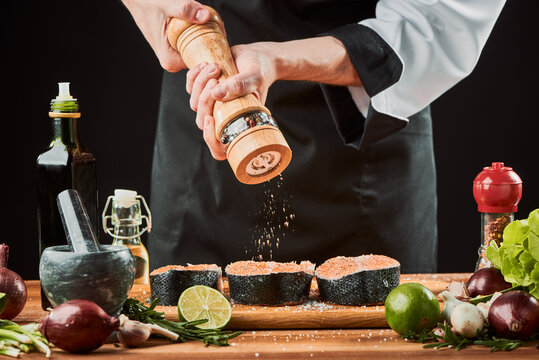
121,0,505,272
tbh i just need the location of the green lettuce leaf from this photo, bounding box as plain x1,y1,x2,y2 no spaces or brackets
486,242,501,268
528,231,539,261
529,262,539,299
487,208,539,300
519,251,535,286
521,249,535,274
528,209,539,235
502,220,529,246
506,244,524,259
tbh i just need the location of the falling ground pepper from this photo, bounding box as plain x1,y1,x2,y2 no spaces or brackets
247,174,295,261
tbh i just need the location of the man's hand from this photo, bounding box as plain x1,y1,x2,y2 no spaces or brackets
187,37,362,160
122,2,362,161
122,0,211,72
186,42,279,160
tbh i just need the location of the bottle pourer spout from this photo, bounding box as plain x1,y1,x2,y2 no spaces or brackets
56,82,75,101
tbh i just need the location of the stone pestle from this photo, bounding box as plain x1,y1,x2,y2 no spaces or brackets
57,189,100,253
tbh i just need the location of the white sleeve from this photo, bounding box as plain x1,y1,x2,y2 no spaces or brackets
356,0,506,120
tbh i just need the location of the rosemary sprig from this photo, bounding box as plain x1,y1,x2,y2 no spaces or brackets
474,338,521,352
401,328,437,343
122,297,242,346
402,322,522,352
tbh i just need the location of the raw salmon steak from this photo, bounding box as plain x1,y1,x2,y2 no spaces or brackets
225,260,315,306
315,255,400,305
150,264,222,305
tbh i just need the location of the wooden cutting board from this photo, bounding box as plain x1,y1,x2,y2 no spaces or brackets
16,274,469,329
127,273,470,329
16,277,539,360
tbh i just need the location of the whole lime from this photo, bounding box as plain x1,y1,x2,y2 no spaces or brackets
384,282,440,335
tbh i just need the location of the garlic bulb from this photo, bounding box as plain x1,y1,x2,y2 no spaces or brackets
450,303,485,338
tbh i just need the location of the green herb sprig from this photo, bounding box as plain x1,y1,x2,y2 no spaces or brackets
402,322,522,352
122,297,242,346
469,285,523,305
0,320,52,357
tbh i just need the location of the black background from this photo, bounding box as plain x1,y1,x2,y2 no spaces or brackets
3,1,538,280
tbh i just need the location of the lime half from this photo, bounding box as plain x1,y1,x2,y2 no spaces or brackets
0,292,6,316
178,285,232,329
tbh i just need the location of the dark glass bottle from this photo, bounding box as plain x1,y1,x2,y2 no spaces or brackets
37,82,98,309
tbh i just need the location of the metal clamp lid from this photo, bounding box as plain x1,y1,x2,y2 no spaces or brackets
102,192,152,240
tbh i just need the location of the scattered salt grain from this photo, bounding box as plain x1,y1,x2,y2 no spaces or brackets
292,300,334,311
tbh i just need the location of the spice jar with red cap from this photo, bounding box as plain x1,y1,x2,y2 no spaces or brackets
473,162,522,270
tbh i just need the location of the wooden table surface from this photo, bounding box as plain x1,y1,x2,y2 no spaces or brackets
13,276,539,359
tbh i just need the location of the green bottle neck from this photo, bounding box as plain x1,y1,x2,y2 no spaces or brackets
49,99,81,147
50,117,80,146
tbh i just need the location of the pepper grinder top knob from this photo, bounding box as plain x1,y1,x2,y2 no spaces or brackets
473,162,523,213
166,6,292,184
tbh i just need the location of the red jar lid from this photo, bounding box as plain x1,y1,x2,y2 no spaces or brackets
473,162,522,213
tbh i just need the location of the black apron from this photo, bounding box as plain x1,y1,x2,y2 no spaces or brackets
148,0,437,273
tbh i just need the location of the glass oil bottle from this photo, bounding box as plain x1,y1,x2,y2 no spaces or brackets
37,82,98,309
102,189,152,284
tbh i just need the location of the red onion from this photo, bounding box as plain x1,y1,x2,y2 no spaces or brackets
0,244,27,320
467,267,511,297
40,299,120,353
488,291,539,339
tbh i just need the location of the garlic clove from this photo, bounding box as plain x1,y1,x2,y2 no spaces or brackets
440,291,467,323
117,315,152,347
432,327,446,342
445,281,470,299
117,314,179,347
476,292,503,324
476,302,489,321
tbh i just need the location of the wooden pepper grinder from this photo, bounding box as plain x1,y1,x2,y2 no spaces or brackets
166,6,292,185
